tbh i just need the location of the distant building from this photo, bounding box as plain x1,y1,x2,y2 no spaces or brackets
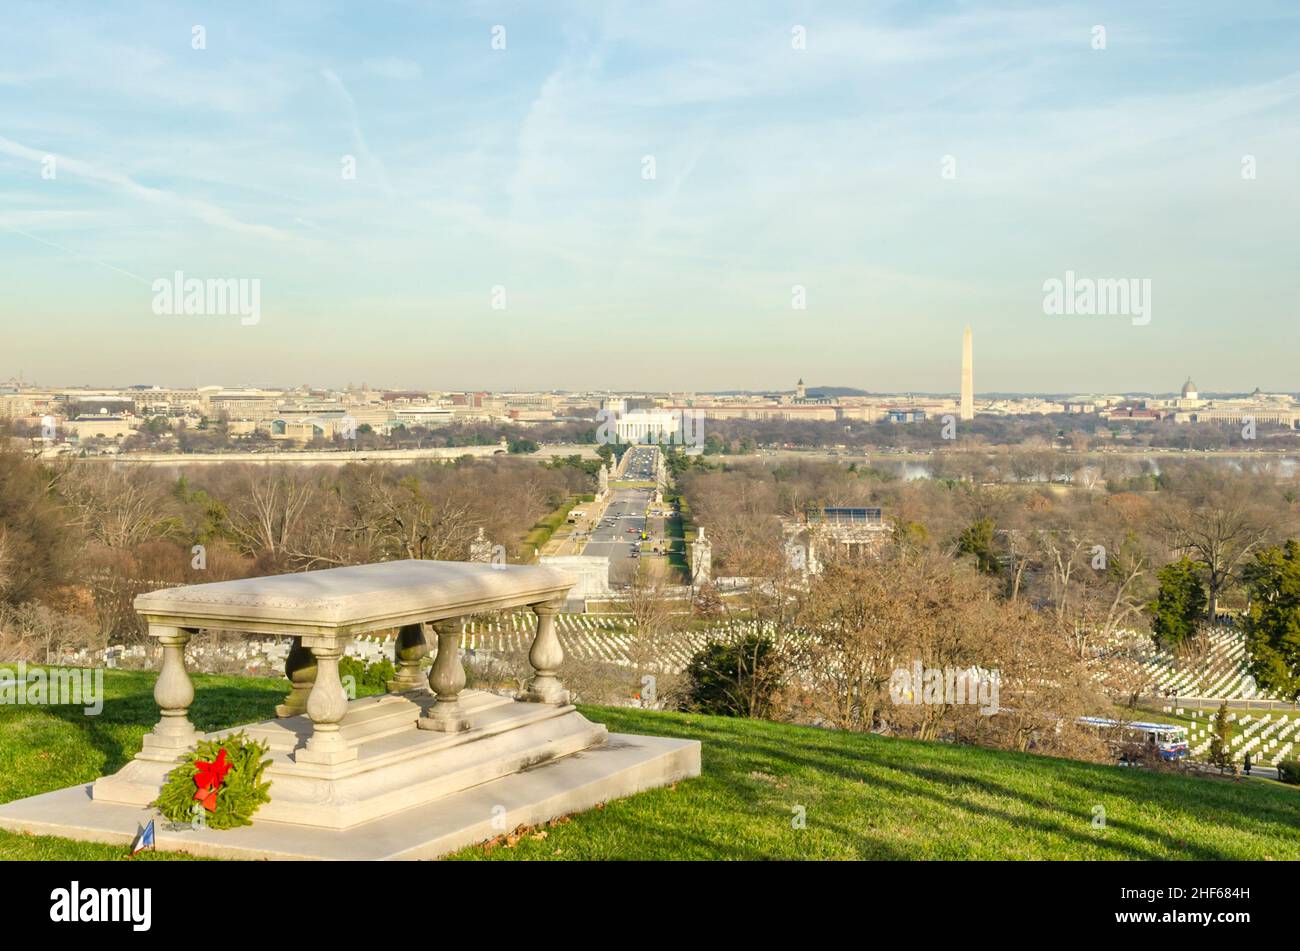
66,415,138,439
392,407,454,428
615,409,681,444
782,506,889,575
1141,376,1300,429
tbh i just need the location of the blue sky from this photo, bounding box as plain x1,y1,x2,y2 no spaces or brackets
1,1,1298,393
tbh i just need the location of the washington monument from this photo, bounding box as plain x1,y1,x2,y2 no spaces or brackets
960,326,974,421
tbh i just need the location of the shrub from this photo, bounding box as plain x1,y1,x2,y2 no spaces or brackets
1278,760,1300,785
339,655,396,696
682,634,782,719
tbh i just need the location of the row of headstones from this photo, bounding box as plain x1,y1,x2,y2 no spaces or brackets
1171,707,1299,764
1151,629,1282,701
1166,707,1299,736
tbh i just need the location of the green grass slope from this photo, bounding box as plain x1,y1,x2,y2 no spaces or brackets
1,669,1296,860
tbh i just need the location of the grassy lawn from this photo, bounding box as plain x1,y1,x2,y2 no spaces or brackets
521,495,591,555
662,511,688,574
665,489,696,545
0,669,286,861
2,668,1298,860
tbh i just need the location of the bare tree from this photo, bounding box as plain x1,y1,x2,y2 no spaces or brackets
1157,466,1277,619
621,569,675,691
226,466,317,569
62,466,174,549
349,470,480,561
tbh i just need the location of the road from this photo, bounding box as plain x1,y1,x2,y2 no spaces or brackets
582,486,652,585
576,446,663,586
619,444,659,481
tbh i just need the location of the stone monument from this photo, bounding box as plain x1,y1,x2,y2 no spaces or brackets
690,527,712,586
539,555,612,602
0,560,699,859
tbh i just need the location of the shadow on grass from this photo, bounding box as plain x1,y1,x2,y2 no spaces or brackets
43,677,286,778
586,707,1299,860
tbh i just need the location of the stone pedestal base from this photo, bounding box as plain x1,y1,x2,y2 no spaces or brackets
417,711,472,733
59,690,700,843
0,730,701,860
137,718,198,761
518,685,571,705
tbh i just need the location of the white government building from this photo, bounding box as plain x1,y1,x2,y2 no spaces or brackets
614,409,683,444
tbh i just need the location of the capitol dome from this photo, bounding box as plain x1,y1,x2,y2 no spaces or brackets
1181,377,1198,399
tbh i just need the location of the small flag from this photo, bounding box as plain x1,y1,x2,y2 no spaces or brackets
130,819,155,855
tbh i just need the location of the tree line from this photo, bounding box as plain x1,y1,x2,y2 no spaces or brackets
675,457,1300,715
0,443,594,657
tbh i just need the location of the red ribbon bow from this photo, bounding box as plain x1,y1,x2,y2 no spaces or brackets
193,748,232,812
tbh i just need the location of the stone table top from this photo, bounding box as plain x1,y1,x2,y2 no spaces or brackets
134,559,576,637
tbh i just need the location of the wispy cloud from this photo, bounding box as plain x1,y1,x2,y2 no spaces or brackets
0,136,289,241
321,67,395,198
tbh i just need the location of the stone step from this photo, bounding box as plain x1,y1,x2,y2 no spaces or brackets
0,732,702,860
256,710,609,829
270,694,583,780
89,691,609,831
227,690,513,753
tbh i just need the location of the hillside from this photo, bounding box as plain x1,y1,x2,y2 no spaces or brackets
0,668,1296,860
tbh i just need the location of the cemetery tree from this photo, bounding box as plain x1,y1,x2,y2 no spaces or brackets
623,570,673,689
791,545,1102,755
0,444,79,606
1156,465,1274,620
955,517,1000,575
1148,557,1206,650
683,633,782,719
1208,701,1232,772
1240,541,1300,700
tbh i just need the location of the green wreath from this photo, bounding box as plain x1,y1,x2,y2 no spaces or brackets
153,732,273,830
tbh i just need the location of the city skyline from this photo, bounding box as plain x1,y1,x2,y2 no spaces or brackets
3,368,1293,400
2,2,1299,392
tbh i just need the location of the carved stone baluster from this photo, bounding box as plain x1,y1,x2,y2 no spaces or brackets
520,600,569,704
139,625,198,759
419,619,470,732
276,636,316,717
387,623,430,693
295,638,356,765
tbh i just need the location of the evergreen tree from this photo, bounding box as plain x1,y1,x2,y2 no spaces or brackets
1208,701,1232,772
956,517,1000,575
1240,541,1300,700
683,634,781,719
1148,557,1206,649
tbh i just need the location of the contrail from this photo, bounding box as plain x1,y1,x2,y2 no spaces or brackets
1,224,151,285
